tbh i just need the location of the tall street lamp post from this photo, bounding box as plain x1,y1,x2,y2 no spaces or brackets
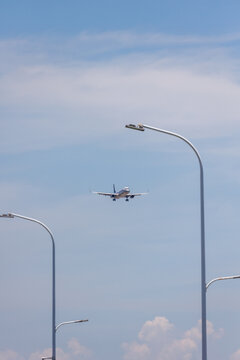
1,213,89,359
0,212,57,360
125,123,207,360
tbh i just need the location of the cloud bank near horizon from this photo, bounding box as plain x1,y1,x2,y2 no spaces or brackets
1,316,235,360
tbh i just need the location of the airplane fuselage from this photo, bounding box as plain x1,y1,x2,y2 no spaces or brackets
113,188,130,199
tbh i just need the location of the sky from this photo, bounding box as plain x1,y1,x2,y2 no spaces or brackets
1,1,240,359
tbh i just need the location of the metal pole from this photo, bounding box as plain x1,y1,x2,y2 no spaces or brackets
0,213,56,360
125,124,207,360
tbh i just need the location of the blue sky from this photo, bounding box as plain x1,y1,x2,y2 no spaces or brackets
1,1,240,360
1,0,240,36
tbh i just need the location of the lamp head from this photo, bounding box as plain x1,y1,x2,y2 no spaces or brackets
75,319,88,323
0,213,14,218
125,124,144,131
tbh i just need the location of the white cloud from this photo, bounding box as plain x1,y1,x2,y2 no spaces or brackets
0,339,93,360
138,316,174,342
0,350,24,360
0,321,229,360
184,320,224,342
68,338,92,358
161,337,197,360
1,32,240,154
206,320,224,340
231,349,240,360
122,342,150,360
122,316,224,360
29,347,70,360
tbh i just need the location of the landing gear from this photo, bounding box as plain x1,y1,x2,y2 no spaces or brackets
125,198,129,202
112,198,116,201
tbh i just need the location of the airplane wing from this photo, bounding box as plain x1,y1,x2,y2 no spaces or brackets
126,193,148,198
92,192,115,197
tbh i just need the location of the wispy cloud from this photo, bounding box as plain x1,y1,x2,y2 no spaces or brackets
1,31,240,62
1,31,240,154
73,31,240,51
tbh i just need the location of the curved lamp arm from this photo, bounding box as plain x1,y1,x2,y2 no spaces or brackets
55,319,88,332
206,275,240,291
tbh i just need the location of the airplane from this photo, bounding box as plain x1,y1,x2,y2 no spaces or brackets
93,184,147,202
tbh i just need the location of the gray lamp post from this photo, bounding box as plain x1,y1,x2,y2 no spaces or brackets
0,212,57,360
125,123,207,360
1,212,89,360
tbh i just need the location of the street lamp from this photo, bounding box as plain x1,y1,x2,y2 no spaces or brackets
206,275,240,291
0,213,57,360
41,320,89,360
1,212,89,360
125,123,207,360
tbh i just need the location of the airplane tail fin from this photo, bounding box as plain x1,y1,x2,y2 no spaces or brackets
113,184,116,193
